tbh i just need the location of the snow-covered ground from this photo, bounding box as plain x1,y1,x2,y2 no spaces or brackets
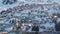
0,0,60,32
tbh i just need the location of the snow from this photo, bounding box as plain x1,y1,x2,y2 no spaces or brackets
0,0,60,32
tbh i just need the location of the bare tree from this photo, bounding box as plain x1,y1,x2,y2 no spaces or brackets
2,0,17,5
